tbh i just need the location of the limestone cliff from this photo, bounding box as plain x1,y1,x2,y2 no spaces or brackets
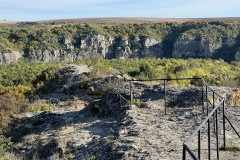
0,51,22,64
172,36,238,59
1,34,240,63
0,42,23,64
26,35,164,62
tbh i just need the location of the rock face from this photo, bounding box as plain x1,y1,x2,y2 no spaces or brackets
172,37,222,58
24,35,164,62
28,49,78,62
235,51,240,61
38,64,132,101
79,35,115,59
1,34,239,63
224,36,236,47
0,51,22,64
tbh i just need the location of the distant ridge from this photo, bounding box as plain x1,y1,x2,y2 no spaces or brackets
37,17,240,24
0,20,16,25
2,17,240,25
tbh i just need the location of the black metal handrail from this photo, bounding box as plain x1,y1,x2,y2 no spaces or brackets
183,78,240,160
127,77,239,159
129,78,203,115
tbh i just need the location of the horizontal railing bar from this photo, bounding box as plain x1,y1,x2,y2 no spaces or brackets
116,92,129,102
183,143,198,160
224,115,240,139
129,77,201,82
183,78,239,159
185,99,224,144
202,78,223,98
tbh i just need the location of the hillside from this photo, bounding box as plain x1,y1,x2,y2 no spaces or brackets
1,19,240,63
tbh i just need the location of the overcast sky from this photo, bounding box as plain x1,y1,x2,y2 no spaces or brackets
1,0,240,21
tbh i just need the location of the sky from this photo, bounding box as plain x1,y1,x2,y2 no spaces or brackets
0,0,240,21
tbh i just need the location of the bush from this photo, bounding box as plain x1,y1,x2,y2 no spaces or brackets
28,103,53,112
0,94,16,131
0,132,13,159
132,99,142,108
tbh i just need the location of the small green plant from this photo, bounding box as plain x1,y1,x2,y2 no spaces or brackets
28,103,53,112
132,99,142,108
105,136,118,151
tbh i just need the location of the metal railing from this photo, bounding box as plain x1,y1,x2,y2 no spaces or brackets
183,78,240,160
127,77,239,159
116,91,129,107
129,78,203,114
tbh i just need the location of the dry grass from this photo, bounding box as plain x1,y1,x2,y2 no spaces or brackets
2,17,240,26
37,17,240,24
220,142,240,151
0,20,17,25
149,105,163,110
59,126,75,134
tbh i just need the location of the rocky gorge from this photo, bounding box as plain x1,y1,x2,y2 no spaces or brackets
1,32,240,64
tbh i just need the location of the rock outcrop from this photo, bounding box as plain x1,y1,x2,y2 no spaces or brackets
172,36,222,58
9,83,240,160
1,34,239,63
235,51,240,61
79,34,115,59
0,51,22,64
23,35,164,62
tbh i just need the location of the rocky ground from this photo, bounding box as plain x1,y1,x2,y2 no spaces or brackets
8,90,240,160
6,65,240,160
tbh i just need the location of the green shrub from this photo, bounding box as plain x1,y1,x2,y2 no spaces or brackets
28,103,53,112
132,99,142,108
0,132,13,159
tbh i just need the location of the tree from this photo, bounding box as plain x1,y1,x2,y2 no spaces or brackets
140,62,155,78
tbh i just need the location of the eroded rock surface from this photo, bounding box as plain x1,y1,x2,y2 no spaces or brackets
172,37,222,58
9,82,240,160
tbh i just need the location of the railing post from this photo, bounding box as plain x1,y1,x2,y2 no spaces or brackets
49,97,51,113
201,79,204,113
164,80,166,115
216,108,219,160
223,100,226,149
213,92,216,133
206,85,208,115
120,96,122,107
130,81,132,106
208,119,211,160
198,130,201,160
183,145,186,160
